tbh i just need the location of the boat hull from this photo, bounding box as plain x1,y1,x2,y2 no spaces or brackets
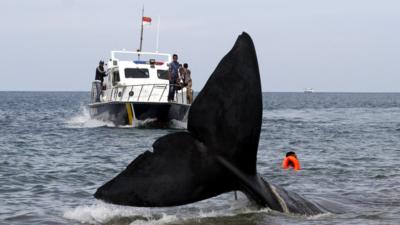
88,102,190,126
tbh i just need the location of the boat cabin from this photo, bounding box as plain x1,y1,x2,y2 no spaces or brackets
91,50,190,105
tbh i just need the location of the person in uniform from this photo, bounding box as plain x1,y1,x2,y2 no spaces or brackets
182,63,192,104
95,61,106,85
94,60,106,102
168,54,180,102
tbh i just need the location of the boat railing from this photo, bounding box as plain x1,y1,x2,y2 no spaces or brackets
103,83,190,105
110,50,172,62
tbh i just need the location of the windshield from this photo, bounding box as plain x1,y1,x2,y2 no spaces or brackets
125,68,149,78
157,70,169,80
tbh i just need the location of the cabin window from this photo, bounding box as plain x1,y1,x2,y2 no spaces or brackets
125,68,149,78
157,70,169,80
112,70,120,85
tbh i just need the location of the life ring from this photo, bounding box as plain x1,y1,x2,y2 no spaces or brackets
282,155,301,171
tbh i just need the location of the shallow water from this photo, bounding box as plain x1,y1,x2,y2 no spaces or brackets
0,92,399,225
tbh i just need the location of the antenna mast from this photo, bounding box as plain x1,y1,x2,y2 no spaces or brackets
156,16,160,52
139,6,144,52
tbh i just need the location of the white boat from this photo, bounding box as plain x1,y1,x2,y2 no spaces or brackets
88,50,191,126
89,9,192,126
304,88,314,93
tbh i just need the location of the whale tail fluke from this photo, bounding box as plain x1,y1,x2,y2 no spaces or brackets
94,33,323,215
94,131,236,206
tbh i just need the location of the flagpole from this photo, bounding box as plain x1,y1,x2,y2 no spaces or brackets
139,5,144,52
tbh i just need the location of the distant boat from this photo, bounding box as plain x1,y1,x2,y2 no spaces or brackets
304,88,314,93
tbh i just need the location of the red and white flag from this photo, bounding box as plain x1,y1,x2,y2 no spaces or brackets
142,16,152,25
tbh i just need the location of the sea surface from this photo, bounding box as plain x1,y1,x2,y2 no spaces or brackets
1,92,399,225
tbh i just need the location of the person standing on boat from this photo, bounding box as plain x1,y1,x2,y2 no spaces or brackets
182,63,192,104
178,64,185,88
94,60,106,102
168,54,180,102
95,60,106,86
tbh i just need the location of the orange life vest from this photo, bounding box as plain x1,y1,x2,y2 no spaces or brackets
282,155,301,171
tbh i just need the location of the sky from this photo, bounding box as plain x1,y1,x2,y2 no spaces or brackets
0,0,399,92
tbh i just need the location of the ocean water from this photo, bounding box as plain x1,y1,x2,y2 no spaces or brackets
0,92,399,225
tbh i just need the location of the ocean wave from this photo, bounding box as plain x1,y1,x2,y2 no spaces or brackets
63,197,270,225
64,105,115,128
63,202,175,225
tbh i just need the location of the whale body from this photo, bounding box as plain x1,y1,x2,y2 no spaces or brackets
94,32,325,215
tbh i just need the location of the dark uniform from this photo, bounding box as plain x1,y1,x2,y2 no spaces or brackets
168,60,180,101
94,61,106,102
95,64,106,85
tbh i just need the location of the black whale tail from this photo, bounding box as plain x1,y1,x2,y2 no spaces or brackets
94,32,263,205
94,33,323,215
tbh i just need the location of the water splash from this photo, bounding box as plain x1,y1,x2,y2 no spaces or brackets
63,195,269,225
63,202,168,225
65,106,187,130
169,119,187,130
64,105,115,128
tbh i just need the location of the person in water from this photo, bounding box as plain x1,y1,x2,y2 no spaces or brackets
282,151,301,171
168,54,180,102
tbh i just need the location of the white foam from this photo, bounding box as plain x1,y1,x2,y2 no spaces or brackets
305,212,334,220
63,202,155,224
63,199,270,225
128,214,178,225
65,106,115,128
136,118,158,128
64,104,188,129
169,119,187,129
